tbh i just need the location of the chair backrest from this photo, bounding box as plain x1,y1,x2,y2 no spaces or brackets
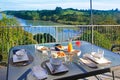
111,44,120,54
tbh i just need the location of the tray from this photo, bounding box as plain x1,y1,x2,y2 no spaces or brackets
46,62,68,74
83,54,111,64
13,53,29,63
10,54,34,66
79,58,97,68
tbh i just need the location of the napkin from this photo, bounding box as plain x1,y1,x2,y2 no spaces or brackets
32,65,48,80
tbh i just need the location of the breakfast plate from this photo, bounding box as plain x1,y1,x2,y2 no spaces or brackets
36,46,49,52
54,44,68,51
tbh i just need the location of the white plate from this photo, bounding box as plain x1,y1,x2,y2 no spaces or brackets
36,46,49,51
51,46,68,51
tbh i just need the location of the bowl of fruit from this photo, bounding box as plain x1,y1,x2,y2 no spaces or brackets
50,51,66,66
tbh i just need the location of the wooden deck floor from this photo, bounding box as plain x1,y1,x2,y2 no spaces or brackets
79,70,120,80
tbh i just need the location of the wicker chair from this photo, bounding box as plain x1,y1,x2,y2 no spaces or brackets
111,44,120,54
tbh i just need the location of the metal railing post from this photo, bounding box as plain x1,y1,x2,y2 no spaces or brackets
90,0,93,44
55,26,58,43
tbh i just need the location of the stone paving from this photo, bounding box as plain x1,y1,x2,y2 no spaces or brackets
0,66,7,80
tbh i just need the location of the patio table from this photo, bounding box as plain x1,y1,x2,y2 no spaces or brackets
7,41,120,80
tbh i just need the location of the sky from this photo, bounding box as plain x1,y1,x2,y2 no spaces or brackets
0,0,120,11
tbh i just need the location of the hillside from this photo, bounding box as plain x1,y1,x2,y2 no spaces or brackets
4,7,120,25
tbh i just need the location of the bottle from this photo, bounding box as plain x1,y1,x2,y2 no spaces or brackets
68,39,73,52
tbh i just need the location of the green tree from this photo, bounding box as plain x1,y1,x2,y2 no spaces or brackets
0,14,37,62
77,30,111,49
55,7,62,14
33,33,56,43
0,14,20,26
5,8,120,25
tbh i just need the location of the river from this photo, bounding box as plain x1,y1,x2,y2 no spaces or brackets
0,14,80,41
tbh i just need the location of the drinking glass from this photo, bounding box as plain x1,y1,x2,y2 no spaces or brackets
68,42,73,52
98,49,104,58
42,51,49,60
75,41,81,47
65,53,74,65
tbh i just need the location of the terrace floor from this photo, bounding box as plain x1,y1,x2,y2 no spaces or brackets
0,66,7,80
0,66,120,80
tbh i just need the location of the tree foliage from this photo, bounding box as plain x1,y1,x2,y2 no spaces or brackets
33,33,56,43
5,7,120,25
76,30,111,49
0,14,20,26
0,14,38,62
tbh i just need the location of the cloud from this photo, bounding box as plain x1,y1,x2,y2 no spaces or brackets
4,2,90,10
93,2,120,10
0,0,120,10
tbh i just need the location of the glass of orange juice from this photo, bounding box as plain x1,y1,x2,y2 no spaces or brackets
68,42,73,52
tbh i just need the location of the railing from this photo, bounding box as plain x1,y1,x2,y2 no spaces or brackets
0,25,120,62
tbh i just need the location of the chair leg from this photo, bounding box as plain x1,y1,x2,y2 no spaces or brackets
94,75,102,80
112,71,115,80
